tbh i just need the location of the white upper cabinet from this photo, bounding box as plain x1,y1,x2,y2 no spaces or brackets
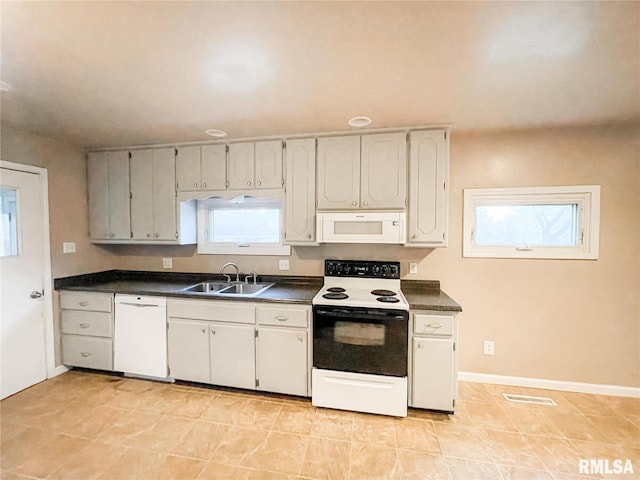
317,133,406,210
176,145,227,191
87,151,131,240
228,141,283,190
360,133,407,209
407,130,449,246
284,138,316,244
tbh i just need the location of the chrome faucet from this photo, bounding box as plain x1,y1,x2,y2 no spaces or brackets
221,262,240,283
244,271,258,284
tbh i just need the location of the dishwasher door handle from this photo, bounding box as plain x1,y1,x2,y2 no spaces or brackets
117,302,161,308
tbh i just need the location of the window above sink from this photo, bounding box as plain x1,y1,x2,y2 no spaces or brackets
196,194,291,256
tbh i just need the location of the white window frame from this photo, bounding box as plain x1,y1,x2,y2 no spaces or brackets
463,185,600,260
197,193,291,256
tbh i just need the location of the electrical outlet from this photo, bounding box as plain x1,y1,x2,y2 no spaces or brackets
162,258,173,269
483,340,495,356
63,242,76,254
409,262,418,274
279,259,290,270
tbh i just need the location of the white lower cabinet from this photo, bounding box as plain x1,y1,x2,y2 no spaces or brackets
167,299,310,396
410,311,458,412
210,322,255,390
167,319,210,383
257,327,307,396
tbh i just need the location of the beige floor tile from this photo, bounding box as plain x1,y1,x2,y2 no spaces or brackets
166,390,215,419
136,386,191,415
496,464,555,480
434,423,492,462
480,429,547,470
273,403,315,435
200,394,249,425
571,439,640,478
122,414,196,452
240,431,309,475
396,449,449,479
349,442,400,480
94,409,162,445
212,425,270,466
457,400,519,431
352,413,398,448
168,419,228,460
445,456,502,480
99,448,205,480
584,414,640,446
458,381,498,404
299,437,350,480
0,470,34,480
394,418,440,453
547,412,612,442
526,435,585,474
558,391,621,417
310,408,353,441
504,406,567,437
235,399,283,430
198,462,290,480
47,440,128,479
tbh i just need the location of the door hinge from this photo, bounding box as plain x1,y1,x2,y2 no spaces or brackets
254,329,259,338
255,379,260,388
175,148,178,156
128,151,132,159
175,232,178,239
168,366,171,376
226,145,230,153
129,192,133,199
130,231,133,239
282,140,286,149
453,342,456,352
444,131,447,140
452,398,455,408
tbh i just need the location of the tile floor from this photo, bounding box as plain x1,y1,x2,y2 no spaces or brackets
1,370,638,479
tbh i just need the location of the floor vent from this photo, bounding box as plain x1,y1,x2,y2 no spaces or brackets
502,393,557,405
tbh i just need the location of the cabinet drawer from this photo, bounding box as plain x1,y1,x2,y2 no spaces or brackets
62,334,113,370
256,306,308,328
414,314,454,336
167,299,255,324
61,310,113,337
60,291,113,313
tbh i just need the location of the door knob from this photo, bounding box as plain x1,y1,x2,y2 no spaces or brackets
30,290,43,299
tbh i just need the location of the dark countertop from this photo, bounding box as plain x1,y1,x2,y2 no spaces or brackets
55,270,462,311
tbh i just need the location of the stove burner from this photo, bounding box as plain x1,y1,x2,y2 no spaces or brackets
323,292,349,300
376,296,400,303
371,289,397,297
327,287,346,293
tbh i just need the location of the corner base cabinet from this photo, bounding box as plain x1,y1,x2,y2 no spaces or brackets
409,310,459,412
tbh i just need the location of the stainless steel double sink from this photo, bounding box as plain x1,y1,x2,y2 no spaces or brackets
180,281,274,297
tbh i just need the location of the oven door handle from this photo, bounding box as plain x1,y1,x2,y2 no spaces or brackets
315,309,406,321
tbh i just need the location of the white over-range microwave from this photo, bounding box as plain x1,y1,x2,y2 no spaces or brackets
316,211,406,244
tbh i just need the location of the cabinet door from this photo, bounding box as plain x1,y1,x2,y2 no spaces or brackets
152,148,177,240
201,144,227,190
130,149,154,240
228,142,255,189
284,138,316,243
255,140,283,189
88,151,130,240
87,152,110,240
108,151,132,240
360,132,407,209
257,327,307,396
412,337,454,412
317,136,360,209
210,323,255,389
176,146,201,191
168,319,210,383
407,130,448,245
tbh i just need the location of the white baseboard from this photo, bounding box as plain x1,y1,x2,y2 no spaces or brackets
49,365,69,378
459,371,640,398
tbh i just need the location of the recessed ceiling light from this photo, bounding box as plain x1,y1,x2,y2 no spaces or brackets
348,116,372,127
205,129,228,138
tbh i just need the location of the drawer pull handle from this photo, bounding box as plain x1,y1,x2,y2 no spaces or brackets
80,352,91,357
425,323,443,329
275,316,289,322
79,301,89,306
79,323,91,329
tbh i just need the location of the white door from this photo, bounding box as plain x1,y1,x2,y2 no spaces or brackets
0,168,47,399
257,327,307,396
210,323,255,390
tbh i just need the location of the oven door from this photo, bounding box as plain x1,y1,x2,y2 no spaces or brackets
312,305,408,377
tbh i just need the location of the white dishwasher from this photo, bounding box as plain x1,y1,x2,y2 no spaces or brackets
114,294,168,379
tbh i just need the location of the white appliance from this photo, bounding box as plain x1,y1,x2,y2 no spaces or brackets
114,294,168,379
316,211,406,244
312,260,409,417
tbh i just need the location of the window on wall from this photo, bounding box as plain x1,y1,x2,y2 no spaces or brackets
0,187,19,257
463,186,600,259
197,195,290,255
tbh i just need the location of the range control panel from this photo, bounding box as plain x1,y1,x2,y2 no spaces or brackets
324,260,400,279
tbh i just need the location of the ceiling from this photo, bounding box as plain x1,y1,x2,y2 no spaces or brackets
1,1,638,149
